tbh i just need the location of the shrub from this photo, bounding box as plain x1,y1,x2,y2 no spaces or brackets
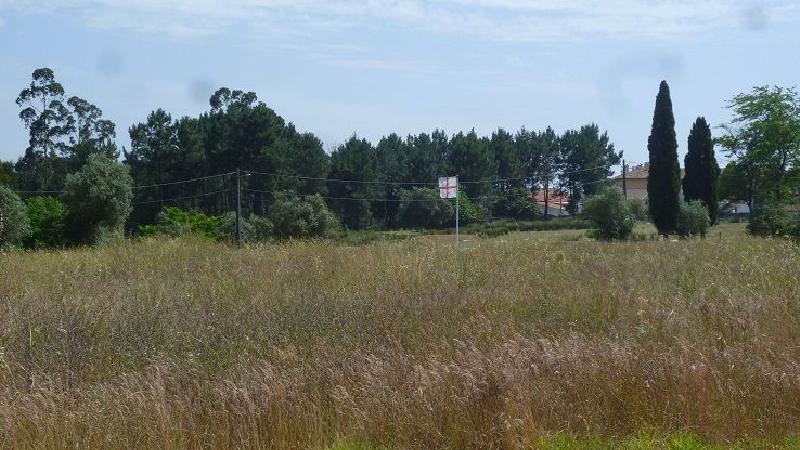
24,196,66,249
140,207,226,240
628,197,649,221
582,186,635,240
63,154,133,245
221,213,274,243
0,185,31,249
748,204,793,236
397,188,453,229
677,200,711,237
457,190,482,225
270,191,339,240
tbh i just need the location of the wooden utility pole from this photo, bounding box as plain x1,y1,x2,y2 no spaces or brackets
543,179,549,221
622,159,628,199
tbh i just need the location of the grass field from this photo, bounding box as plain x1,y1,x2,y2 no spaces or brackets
1,224,800,449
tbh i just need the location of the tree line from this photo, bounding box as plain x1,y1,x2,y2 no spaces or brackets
0,68,622,239
2,68,798,247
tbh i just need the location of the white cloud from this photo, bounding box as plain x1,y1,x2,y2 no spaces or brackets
3,0,799,41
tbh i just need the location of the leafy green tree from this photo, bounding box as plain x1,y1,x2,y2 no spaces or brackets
491,128,522,190
15,68,118,192
647,80,682,234
397,188,454,229
718,161,752,202
0,185,31,248
327,135,379,229
683,117,721,224
269,191,339,239
449,130,497,198
373,133,408,227
24,196,65,249
582,186,635,240
15,68,72,191
492,188,541,221
717,85,800,208
67,96,118,165
63,155,133,244
559,124,621,213
405,132,445,185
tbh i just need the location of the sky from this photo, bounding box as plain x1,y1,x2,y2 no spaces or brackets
1,0,799,167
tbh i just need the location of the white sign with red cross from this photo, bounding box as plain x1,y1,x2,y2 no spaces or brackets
439,177,458,199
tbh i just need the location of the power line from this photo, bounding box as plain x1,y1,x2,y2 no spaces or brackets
247,171,437,186
133,189,231,206
133,172,234,190
245,188,444,203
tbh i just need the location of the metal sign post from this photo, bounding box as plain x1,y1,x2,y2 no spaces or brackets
455,179,459,248
439,176,459,248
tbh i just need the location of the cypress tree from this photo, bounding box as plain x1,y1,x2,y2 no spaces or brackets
683,117,721,224
647,81,681,234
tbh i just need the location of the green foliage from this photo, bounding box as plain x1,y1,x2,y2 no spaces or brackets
15,68,118,193
397,188,453,229
628,197,650,221
327,135,379,229
747,204,794,237
683,117,721,224
457,190,482,225
582,186,636,240
0,185,31,249
717,162,750,201
492,188,542,221
0,161,17,188
269,191,339,240
560,124,622,212
24,196,65,249
647,81,682,235
63,154,133,245
449,130,497,198
140,207,226,240
677,200,711,237
717,85,800,207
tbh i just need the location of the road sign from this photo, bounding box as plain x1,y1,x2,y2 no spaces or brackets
439,176,457,199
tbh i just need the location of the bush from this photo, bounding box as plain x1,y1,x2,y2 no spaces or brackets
0,185,31,249
492,188,542,221
24,196,66,249
457,190,482,225
582,186,635,240
140,207,226,240
221,213,274,243
747,204,793,236
628,198,649,222
270,191,339,240
63,154,133,245
677,200,711,237
397,188,453,229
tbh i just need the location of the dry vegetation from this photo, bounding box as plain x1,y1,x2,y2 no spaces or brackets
1,226,799,449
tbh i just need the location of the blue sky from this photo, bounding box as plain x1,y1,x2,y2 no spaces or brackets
1,0,799,167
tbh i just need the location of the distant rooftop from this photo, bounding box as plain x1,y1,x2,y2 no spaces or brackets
613,162,684,179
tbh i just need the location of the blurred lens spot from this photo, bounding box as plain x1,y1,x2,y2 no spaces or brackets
189,79,215,105
96,50,124,78
742,5,768,30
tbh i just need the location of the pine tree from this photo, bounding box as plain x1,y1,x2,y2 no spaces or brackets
647,81,681,234
683,117,721,224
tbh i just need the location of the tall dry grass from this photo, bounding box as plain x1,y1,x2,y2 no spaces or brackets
1,231,799,449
